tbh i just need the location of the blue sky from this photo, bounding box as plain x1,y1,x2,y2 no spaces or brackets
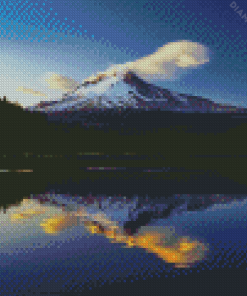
0,0,246,107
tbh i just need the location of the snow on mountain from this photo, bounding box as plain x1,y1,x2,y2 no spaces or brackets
25,71,247,113
28,193,247,235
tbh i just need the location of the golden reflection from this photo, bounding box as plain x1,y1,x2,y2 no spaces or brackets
40,214,78,235
130,232,207,268
10,199,46,222
10,209,45,221
9,200,209,267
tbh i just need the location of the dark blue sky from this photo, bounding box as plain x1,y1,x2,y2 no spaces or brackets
0,0,246,107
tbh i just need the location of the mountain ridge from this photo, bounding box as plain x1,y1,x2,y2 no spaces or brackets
25,71,247,113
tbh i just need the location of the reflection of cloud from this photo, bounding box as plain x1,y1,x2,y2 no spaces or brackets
7,198,210,268
10,209,46,222
44,72,79,92
9,198,76,234
130,226,209,268
15,86,48,98
9,199,59,223
40,214,78,235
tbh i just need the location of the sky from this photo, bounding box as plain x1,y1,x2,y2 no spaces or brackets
0,0,247,107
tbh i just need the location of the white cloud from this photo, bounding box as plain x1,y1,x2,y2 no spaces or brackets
44,72,80,92
15,86,48,98
87,40,210,83
81,40,211,92
128,40,210,81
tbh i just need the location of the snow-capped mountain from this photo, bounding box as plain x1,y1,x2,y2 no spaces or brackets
25,71,247,113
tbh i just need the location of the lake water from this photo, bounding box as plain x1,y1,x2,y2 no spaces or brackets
0,194,246,295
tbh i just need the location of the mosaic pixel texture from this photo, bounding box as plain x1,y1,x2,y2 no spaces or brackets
0,0,247,295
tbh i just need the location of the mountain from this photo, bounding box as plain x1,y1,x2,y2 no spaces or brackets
1,71,246,198
25,71,247,113
25,192,247,236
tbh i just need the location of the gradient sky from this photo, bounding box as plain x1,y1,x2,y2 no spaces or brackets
0,0,246,107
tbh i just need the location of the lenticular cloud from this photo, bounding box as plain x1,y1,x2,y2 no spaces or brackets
83,40,211,86
44,72,80,92
127,40,210,82
38,40,210,99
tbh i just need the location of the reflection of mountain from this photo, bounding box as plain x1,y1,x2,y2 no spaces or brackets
122,194,247,235
30,192,247,236
26,71,247,113
1,193,246,295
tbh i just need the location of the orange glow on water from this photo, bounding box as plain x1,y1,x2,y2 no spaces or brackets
40,214,78,234
10,208,46,222
38,214,209,267
130,232,208,268
9,201,209,268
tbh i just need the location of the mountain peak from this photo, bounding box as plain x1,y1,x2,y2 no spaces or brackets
26,71,247,113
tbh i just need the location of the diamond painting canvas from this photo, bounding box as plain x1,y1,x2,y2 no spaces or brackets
0,1,247,295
